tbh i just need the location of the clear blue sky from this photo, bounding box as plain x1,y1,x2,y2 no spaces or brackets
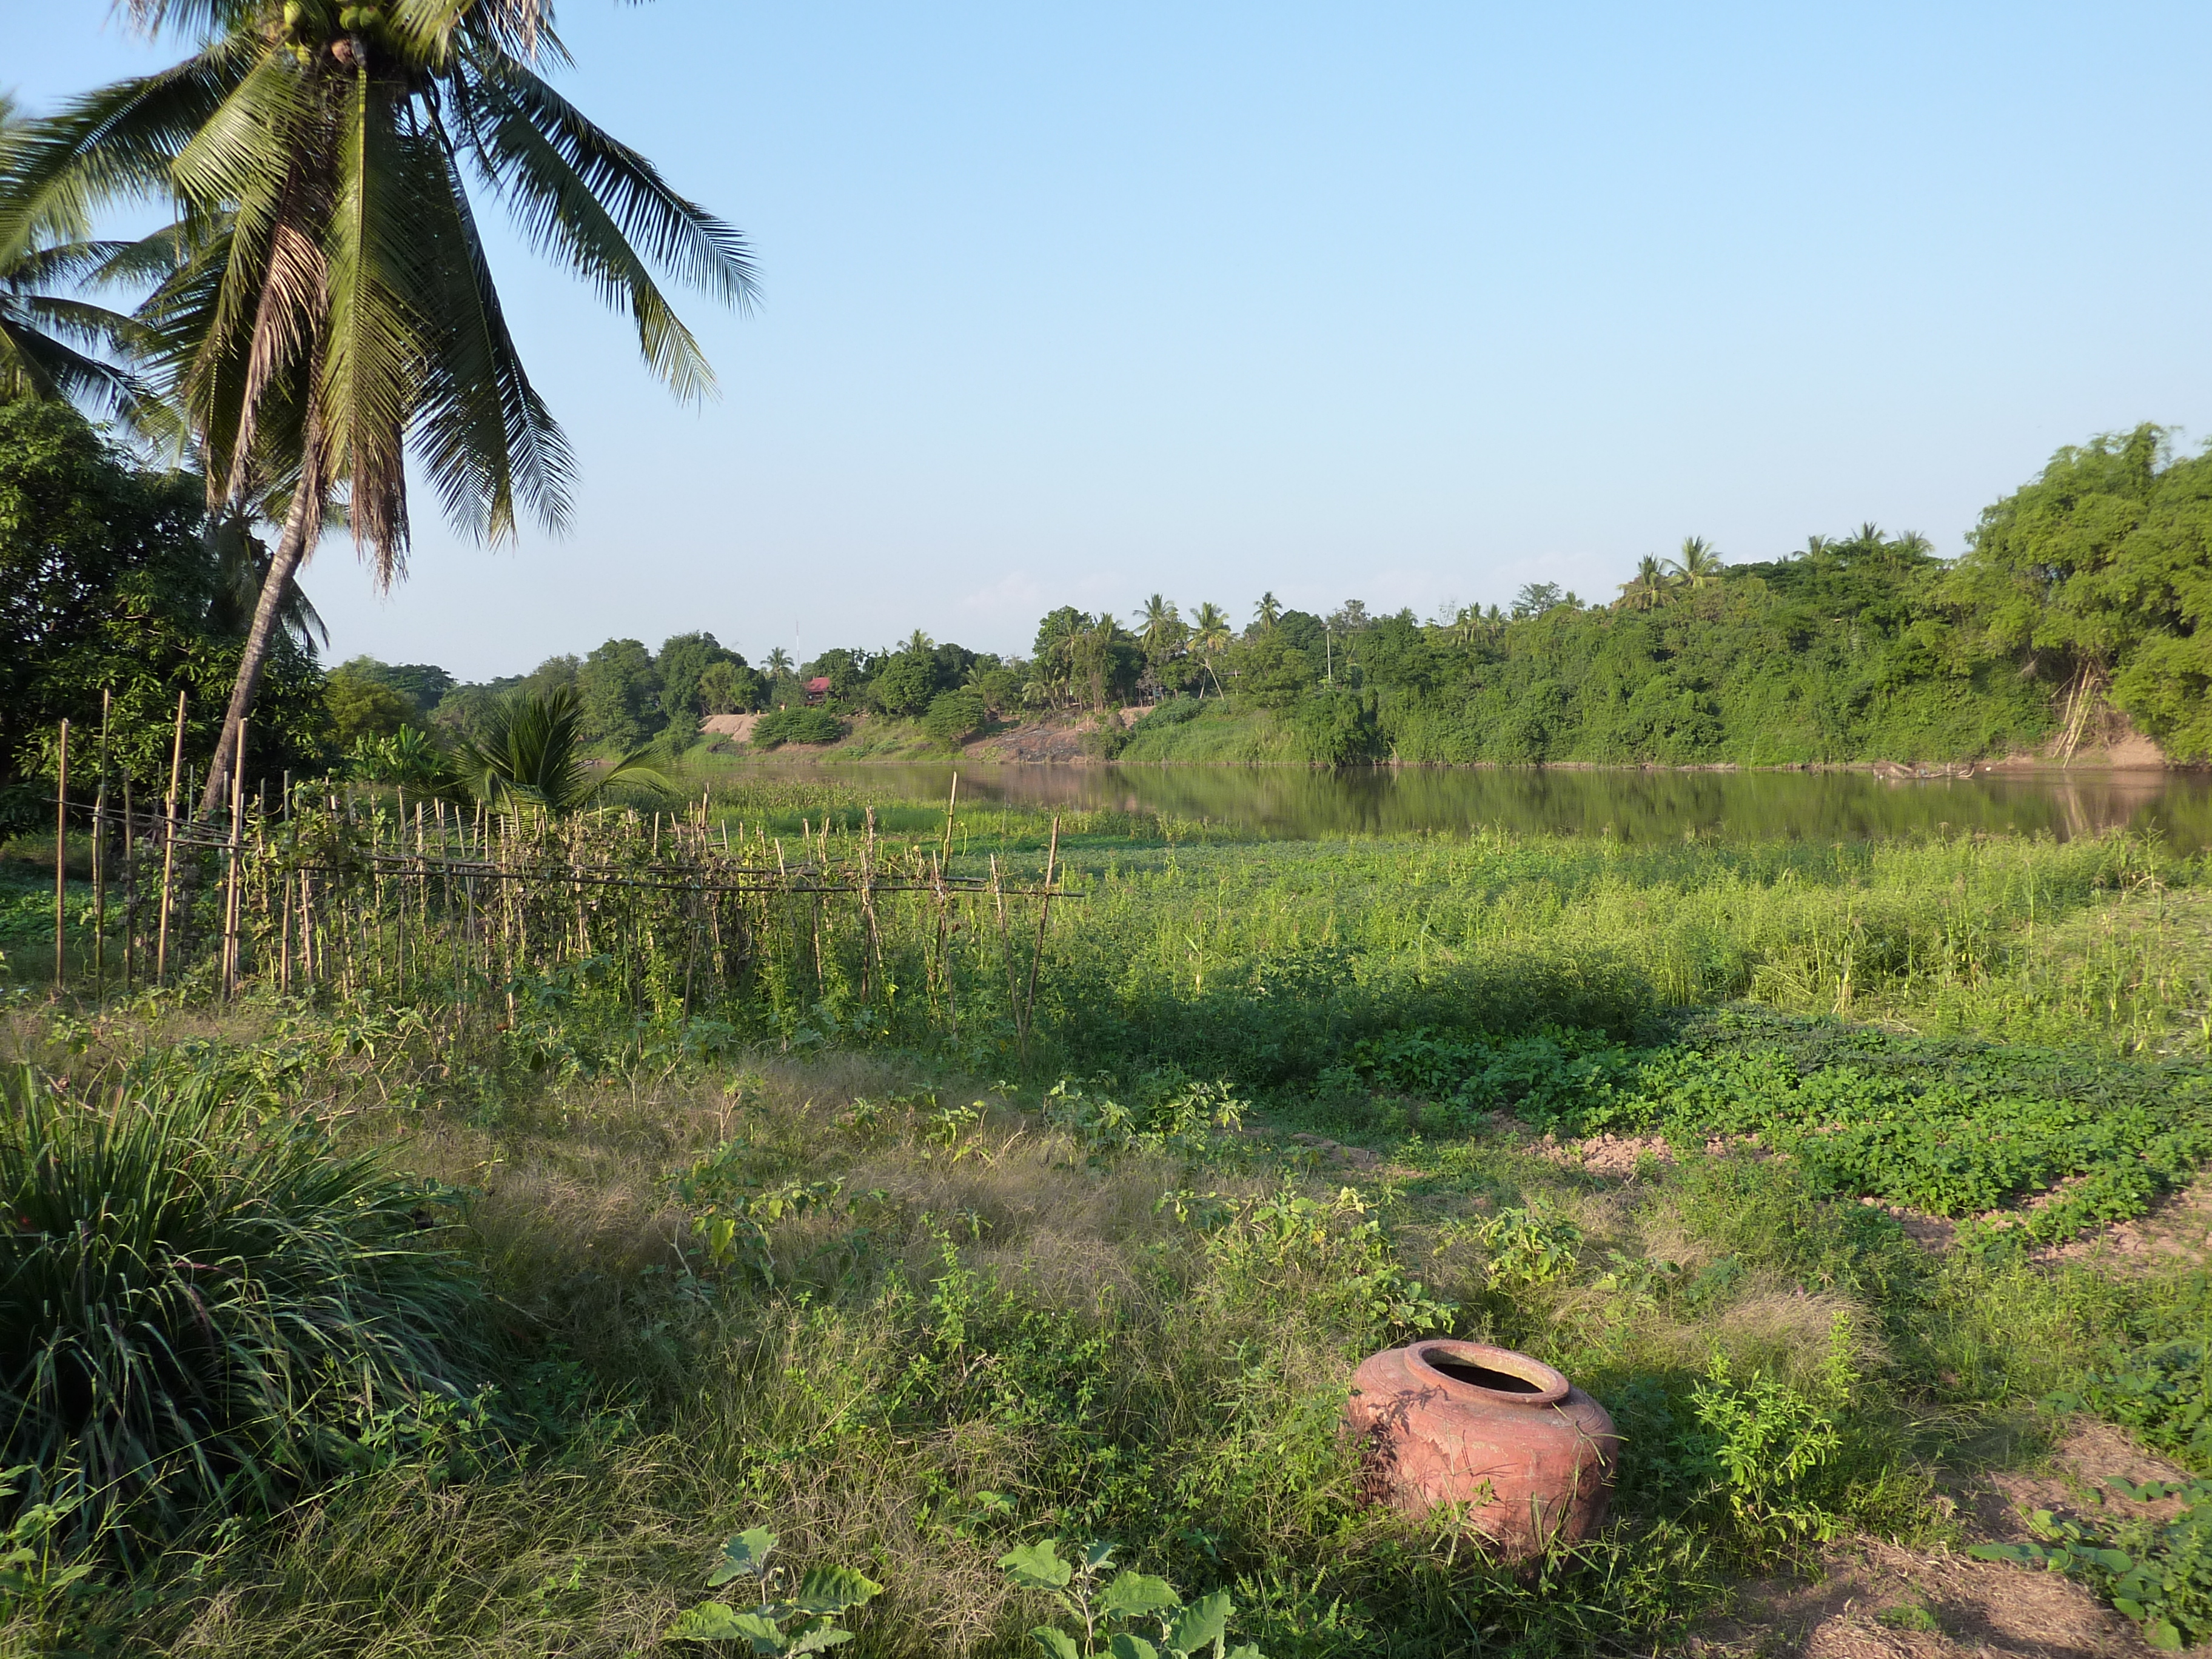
15,2,2212,679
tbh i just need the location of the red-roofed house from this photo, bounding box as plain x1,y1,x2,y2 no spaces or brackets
804,676,833,705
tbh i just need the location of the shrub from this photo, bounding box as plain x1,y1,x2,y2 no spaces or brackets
920,688,987,747
0,1062,483,1538
752,707,846,748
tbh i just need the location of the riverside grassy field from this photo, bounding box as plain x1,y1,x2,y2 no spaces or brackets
7,782,2212,1656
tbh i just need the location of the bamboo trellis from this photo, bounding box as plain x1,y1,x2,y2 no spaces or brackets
39,748,1071,1053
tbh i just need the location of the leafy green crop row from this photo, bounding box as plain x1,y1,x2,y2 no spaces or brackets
1330,1013,2212,1244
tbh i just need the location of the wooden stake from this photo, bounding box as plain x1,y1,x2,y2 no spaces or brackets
93,690,109,997
223,719,246,997
121,772,135,993
1023,816,1059,1039
53,719,69,992
156,691,186,982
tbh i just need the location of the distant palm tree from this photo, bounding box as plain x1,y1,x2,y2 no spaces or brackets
452,685,668,818
4,1,757,814
1666,535,1725,589
1137,592,1182,652
903,629,934,655
1616,554,1671,612
1190,601,1232,696
765,648,794,677
1253,591,1281,631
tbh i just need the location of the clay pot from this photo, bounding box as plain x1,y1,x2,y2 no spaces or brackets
1345,1339,1618,1553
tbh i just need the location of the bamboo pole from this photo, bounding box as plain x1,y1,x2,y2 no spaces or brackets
53,719,69,993
223,719,246,997
1023,816,1059,1039
256,785,272,996
93,691,109,997
991,853,1025,1056
121,772,135,993
156,691,186,982
300,869,316,988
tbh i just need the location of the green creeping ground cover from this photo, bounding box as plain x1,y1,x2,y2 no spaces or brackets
1327,1016,2212,1251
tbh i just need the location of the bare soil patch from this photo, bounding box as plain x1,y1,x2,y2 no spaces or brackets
2033,1180,2212,1272
965,716,1101,763
1692,1536,2153,1658
700,712,760,743
1694,1419,2199,1657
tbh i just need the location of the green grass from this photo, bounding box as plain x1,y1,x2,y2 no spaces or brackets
3,790,2210,1654
1116,702,1305,764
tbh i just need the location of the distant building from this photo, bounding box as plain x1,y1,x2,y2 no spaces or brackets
804,676,832,705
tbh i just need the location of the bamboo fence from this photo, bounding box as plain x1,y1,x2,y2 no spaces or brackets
36,728,1071,1053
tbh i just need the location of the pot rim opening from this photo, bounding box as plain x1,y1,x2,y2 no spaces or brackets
1405,1340,1570,1407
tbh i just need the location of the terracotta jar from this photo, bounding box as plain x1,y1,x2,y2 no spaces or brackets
1346,1339,1619,1553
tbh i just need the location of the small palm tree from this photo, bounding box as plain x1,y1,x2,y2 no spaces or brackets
902,629,934,655
765,647,794,678
1189,601,1232,697
1615,554,1671,612
1253,591,1281,631
451,685,668,818
1666,535,1724,589
1136,592,1182,653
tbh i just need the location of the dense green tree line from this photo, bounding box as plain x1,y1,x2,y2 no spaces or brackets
12,409,2211,804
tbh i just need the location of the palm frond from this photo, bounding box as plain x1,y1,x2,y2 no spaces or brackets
391,0,569,67
320,64,429,584
406,106,574,541
0,44,252,250
466,59,754,309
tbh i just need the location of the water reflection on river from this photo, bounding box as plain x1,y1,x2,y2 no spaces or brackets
761,762,2212,851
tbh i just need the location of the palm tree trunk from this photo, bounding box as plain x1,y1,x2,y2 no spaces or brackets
198,445,324,817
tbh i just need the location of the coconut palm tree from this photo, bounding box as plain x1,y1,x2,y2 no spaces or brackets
450,683,666,817
2,0,757,814
1136,592,1182,653
1615,554,1671,612
1189,601,1231,697
902,629,934,655
1665,535,1724,589
1253,591,1281,631
764,647,793,678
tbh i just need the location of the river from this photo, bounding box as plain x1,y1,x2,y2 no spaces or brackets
742,761,2212,850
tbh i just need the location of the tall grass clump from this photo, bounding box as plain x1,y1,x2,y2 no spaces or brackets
0,1060,483,1541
